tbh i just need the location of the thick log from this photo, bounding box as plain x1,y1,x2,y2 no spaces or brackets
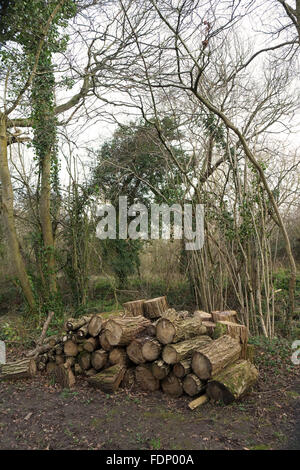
121,367,136,389
85,368,98,377
126,339,147,364
63,340,78,357
76,324,89,340
142,338,162,362
193,311,212,321
46,361,56,374
161,373,183,397
83,337,99,353
202,321,216,337
54,344,63,355
123,299,145,317
151,360,170,380
52,364,76,388
109,348,129,366
65,357,76,368
64,314,93,332
99,331,113,351
105,316,151,346
192,335,241,380
188,394,209,410
183,373,206,397
91,350,108,370
55,355,65,365
156,317,206,345
135,364,160,392
87,364,126,393
206,360,259,404
0,358,37,381
162,335,212,364
211,310,238,323
88,314,104,337
143,296,168,319
173,359,191,378
74,363,83,376
78,352,91,370
217,321,248,344
243,343,255,362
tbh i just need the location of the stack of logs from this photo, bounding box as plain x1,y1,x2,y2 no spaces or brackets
0,296,259,406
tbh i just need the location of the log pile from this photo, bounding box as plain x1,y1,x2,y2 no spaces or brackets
0,298,258,407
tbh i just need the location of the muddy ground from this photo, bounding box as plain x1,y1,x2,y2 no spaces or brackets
0,343,299,450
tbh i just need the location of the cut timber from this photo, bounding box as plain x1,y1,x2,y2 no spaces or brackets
63,340,78,357
105,316,151,346
188,394,209,410
202,321,216,337
142,338,162,362
74,363,83,376
87,364,125,393
207,359,259,405
143,296,168,319
76,324,89,340
123,299,145,317
121,367,136,389
99,331,113,351
78,352,91,370
173,359,191,378
192,335,241,380
217,321,248,344
162,335,212,364
151,360,170,380
135,364,160,392
126,339,147,364
83,337,98,353
211,310,238,323
53,364,75,388
91,350,108,370
55,355,65,365
65,357,75,368
156,317,206,345
0,358,37,381
183,373,205,397
194,311,212,321
88,314,103,337
65,315,93,332
85,368,97,377
161,373,183,397
244,343,255,363
46,361,56,374
109,348,129,366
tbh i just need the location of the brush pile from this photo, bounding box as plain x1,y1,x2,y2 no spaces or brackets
0,296,259,406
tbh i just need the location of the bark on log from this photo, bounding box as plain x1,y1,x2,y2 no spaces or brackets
173,359,191,378
143,296,168,319
161,373,183,397
191,335,241,380
206,359,259,404
63,340,78,357
243,343,255,363
202,321,216,337
83,337,99,353
211,310,238,323
142,338,162,362
183,373,206,397
91,350,108,370
193,311,212,321
135,364,160,392
162,335,212,364
64,315,93,332
105,316,151,346
188,394,209,410
87,364,126,393
76,324,89,340
156,317,206,345
123,299,145,317
88,314,104,337
109,348,129,366
217,321,248,344
151,360,170,380
52,364,76,388
0,358,37,381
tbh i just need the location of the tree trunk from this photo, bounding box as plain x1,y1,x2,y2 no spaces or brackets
87,364,126,393
183,373,206,397
91,350,108,370
143,296,168,319
206,359,259,404
0,358,37,381
123,299,145,316
156,317,206,344
88,314,103,337
173,359,191,378
191,335,241,380
161,373,183,397
162,335,212,364
105,315,151,346
0,114,36,313
151,360,170,380
135,364,160,391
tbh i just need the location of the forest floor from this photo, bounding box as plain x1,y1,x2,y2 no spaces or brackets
0,338,299,450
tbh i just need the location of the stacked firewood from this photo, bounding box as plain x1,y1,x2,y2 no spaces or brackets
0,296,259,406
